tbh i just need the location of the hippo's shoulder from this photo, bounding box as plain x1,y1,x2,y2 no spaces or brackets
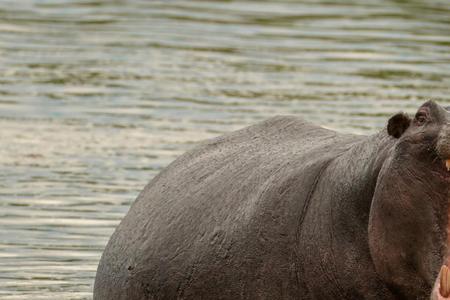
154,115,361,190
197,115,340,151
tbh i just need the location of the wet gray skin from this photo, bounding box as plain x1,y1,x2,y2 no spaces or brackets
3,1,450,297
94,101,450,299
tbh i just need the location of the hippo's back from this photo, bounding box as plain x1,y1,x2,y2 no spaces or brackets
94,116,362,300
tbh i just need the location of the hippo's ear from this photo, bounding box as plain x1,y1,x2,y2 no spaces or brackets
387,112,411,138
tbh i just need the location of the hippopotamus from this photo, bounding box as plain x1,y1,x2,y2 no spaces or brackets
94,100,450,299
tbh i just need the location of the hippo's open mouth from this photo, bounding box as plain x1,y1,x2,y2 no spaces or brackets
433,160,450,300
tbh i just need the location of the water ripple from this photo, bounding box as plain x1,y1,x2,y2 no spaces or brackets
1,0,450,299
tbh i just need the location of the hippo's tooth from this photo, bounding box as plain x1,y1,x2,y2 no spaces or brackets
447,270,450,299
440,265,450,297
446,160,450,171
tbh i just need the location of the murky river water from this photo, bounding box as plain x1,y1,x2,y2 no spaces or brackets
0,0,450,299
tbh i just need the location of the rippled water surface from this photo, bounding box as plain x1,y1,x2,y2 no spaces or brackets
1,0,450,298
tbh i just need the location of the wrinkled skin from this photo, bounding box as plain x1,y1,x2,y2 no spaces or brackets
94,101,450,300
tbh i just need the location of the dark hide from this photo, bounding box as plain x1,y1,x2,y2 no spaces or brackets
94,102,450,300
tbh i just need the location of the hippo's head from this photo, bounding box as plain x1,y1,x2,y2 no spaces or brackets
368,101,450,299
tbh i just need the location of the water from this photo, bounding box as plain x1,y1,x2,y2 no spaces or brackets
0,0,449,298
